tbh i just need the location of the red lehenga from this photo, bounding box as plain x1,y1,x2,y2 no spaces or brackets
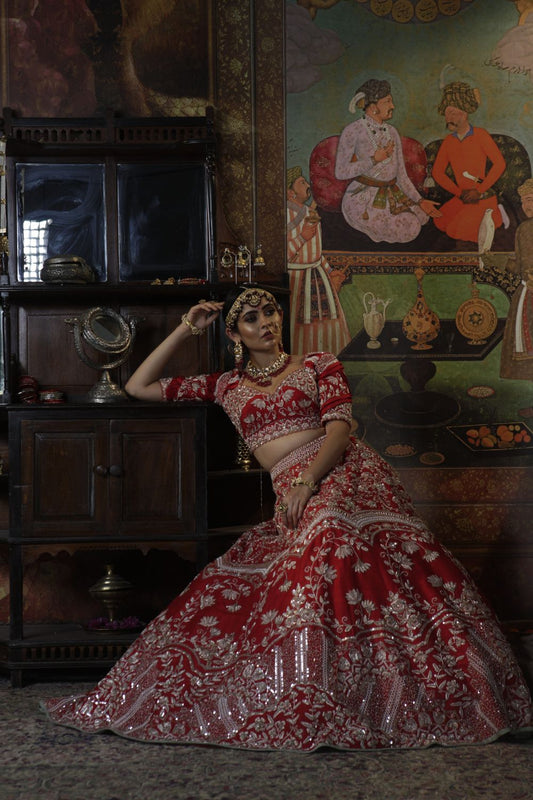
43,354,532,750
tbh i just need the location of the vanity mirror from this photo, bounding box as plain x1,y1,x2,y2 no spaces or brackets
65,307,139,403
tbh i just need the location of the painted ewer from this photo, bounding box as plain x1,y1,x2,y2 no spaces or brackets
363,292,391,349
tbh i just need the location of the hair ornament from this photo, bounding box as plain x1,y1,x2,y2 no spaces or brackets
225,287,280,330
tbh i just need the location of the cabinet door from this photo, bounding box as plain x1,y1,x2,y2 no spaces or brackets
19,418,109,537
108,418,197,537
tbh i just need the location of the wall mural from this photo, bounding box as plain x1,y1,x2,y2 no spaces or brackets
286,0,533,470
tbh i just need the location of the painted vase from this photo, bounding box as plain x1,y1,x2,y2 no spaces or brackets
402,268,440,350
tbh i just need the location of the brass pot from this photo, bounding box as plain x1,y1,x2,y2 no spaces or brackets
89,565,133,621
41,255,96,284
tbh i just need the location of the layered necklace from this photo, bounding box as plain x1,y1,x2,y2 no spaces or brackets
363,114,388,148
244,351,290,387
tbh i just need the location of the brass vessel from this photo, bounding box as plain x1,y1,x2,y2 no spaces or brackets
89,565,133,621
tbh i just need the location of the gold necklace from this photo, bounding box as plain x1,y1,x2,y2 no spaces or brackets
245,352,290,386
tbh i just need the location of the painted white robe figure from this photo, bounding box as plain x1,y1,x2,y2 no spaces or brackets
335,117,428,244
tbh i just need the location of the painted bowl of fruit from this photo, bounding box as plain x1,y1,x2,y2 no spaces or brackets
447,422,533,451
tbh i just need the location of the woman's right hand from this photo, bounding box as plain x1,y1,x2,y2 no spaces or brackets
183,301,224,332
126,300,224,401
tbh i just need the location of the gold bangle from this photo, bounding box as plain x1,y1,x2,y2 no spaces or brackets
291,475,317,493
181,313,204,336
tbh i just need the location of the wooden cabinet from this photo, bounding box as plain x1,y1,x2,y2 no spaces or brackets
0,111,288,685
14,410,200,540
1,403,208,686
0,112,219,685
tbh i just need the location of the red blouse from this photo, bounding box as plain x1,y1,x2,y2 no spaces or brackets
160,352,353,452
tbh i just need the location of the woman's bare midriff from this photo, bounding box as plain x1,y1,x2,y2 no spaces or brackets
252,427,325,472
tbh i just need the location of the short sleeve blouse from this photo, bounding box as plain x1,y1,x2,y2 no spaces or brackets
160,352,352,451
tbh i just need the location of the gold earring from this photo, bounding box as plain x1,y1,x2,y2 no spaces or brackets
234,340,244,369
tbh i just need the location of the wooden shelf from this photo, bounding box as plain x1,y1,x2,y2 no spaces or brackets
5,534,207,545
208,468,265,478
208,525,249,538
0,282,218,304
0,623,142,686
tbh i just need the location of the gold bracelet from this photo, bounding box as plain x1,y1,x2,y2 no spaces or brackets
181,313,204,336
291,475,317,493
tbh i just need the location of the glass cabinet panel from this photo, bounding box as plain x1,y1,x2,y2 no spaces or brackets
15,163,106,282
117,162,209,282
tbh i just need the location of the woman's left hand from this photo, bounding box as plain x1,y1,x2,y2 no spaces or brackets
278,485,314,529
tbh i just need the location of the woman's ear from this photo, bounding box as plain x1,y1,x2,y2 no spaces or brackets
226,327,240,345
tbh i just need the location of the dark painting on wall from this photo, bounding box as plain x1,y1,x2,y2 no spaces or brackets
0,0,212,117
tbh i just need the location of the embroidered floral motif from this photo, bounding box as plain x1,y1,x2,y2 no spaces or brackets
161,353,353,453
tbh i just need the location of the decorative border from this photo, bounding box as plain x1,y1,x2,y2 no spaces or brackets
325,250,481,274
215,1,285,281
2,108,215,147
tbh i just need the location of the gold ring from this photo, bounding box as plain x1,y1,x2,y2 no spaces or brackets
278,503,287,513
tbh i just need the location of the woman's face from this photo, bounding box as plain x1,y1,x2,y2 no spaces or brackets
232,297,283,355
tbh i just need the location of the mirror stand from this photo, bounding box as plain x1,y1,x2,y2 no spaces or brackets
86,369,127,404
65,307,138,403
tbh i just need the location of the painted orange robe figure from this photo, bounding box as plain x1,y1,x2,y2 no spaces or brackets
432,81,506,244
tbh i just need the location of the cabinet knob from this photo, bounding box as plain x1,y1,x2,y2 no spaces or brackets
109,464,123,477
94,465,108,476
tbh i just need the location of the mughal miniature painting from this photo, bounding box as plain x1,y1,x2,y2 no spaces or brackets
286,0,533,467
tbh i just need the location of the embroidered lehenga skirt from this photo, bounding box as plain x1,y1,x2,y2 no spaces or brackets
43,437,532,750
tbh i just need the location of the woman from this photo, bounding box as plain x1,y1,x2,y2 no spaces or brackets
43,285,532,750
